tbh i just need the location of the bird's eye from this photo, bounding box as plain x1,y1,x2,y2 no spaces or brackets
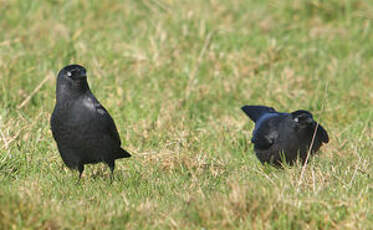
294,117,299,123
66,71,72,77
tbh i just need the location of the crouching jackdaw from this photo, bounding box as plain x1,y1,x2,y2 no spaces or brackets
241,105,329,166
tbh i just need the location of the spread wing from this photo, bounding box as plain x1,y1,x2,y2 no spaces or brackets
241,105,276,122
251,115,281,149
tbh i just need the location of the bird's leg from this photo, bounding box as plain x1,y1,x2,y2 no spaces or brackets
108,161,115,183
77,164,84,184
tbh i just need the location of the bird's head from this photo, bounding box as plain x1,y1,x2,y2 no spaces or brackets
58,64,87,81
291,110,315,127
56,64,89,95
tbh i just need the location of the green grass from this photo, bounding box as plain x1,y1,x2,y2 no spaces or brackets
0,0,372,229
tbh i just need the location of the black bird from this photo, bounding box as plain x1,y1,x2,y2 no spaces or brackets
241,105,329,166
51,64,131,180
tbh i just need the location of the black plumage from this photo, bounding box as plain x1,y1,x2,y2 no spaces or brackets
50,64,131,180
241,105,329,166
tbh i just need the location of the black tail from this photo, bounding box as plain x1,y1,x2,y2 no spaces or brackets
116,148,131,159
241,105,276,122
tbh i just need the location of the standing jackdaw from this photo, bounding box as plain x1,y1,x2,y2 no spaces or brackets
51,64,131,180
241,105,329,166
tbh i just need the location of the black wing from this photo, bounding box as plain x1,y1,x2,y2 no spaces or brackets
93,100,122,147
251,115,281,149
316,123,329,143
94,101,131,158
241,105,276,122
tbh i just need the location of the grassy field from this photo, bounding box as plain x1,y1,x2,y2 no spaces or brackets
0,0,372,229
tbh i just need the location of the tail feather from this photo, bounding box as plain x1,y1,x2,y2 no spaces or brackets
116,148,131,159
241,105,276,122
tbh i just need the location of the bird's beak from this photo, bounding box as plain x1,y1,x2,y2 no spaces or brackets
306,117,314,124
78,73,87,79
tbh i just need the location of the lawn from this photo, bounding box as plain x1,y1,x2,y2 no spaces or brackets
0,0,372,229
